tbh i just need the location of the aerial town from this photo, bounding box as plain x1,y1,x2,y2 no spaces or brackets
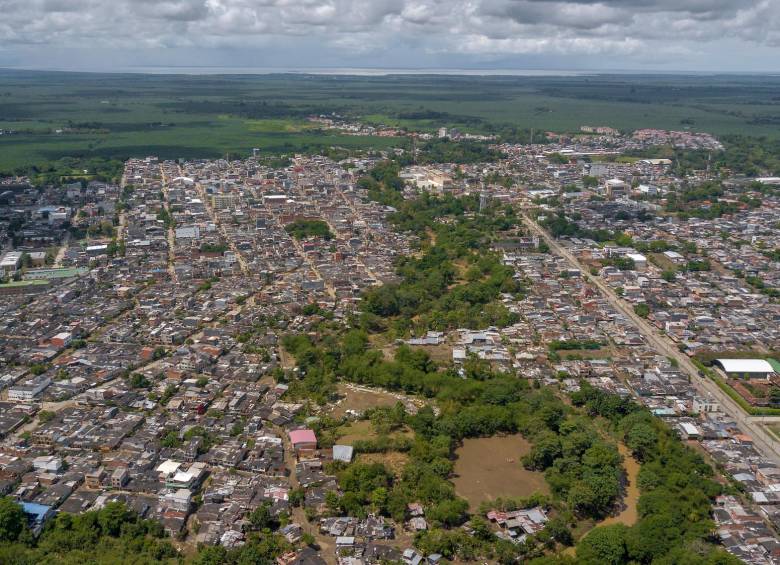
0,125,779,565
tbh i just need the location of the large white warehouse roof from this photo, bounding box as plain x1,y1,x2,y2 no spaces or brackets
715,359,775,374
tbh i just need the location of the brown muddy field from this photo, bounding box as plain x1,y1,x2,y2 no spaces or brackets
452,434,550,509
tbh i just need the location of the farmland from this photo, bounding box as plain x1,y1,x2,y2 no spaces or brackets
2,69,780,173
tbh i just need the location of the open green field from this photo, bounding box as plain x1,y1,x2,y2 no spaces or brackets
2,69,780,172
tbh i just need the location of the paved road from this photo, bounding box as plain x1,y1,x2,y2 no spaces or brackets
159,164,179,282
522,213,780,463
194,179,250,277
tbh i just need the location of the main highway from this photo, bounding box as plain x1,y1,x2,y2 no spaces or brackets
521,212,780,463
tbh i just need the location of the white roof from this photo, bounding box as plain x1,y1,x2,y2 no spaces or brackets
156,460,181,475
680,422,701,436
716,359,775,374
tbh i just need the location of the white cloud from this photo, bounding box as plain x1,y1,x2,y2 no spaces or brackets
0,0,778,69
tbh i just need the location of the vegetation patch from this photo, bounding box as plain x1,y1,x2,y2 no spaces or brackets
284,219,333,240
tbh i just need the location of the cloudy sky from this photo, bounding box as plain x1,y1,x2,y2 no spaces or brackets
1,0,779,72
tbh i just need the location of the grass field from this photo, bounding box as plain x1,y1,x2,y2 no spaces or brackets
2,69,780,172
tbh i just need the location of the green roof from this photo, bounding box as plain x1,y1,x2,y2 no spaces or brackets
768,358,780,374
23,267,86,279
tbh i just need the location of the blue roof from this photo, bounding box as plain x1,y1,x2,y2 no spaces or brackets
21,502,52,521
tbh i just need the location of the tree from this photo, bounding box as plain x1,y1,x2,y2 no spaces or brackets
545,516,573,547
128,373,150,389
38,410,56,423
582,175,599,188
625,422,658,461
97,501,133,537
0,497,26,542
633,303,650,318
469,516,495,541
248,503,277,531
576,524,629,565
427,497,469,527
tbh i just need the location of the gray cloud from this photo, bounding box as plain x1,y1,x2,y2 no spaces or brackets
0,0,777,70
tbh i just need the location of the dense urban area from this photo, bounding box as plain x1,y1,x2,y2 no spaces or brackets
1,119,779,565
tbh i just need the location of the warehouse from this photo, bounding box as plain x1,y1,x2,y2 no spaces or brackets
715,359,776,380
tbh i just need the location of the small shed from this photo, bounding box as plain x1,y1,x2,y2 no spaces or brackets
332,445,353,463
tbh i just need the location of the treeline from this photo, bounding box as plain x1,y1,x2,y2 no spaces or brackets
539,212,614,242
0,156,125,184
628,136,780,177
412,139,502,165
357,160,404,207
568,384,739,565
357,190,523,333
0,497,298,565
0,500,178,563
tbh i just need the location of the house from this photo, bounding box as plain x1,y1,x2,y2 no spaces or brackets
692,397,720,414
626,253,647,272
50,332,73,348
289,429,317,454
111,467,129,488
8,376,52,401
0,251,22,274
85,468,106,489
20,502,55,535
32,455,63,473
679,422,702,440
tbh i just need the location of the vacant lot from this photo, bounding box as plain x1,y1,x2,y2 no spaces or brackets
337,419,413,477
328,383,408,418
452,434,549,509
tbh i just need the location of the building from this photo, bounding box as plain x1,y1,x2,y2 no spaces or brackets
0,251,22,274
20,502,55,535
605,178,627,199
626,253,647,271
692,397,720,414
86,244,108,257
212,194,236,210
85,468,106,488
111,467,129,488
715,359,776,380
175,226,200,239
8,376,52,402
50,332,73,348
32,455,63,473
662,250,686,265
289,429,317,454
332,445,353,463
